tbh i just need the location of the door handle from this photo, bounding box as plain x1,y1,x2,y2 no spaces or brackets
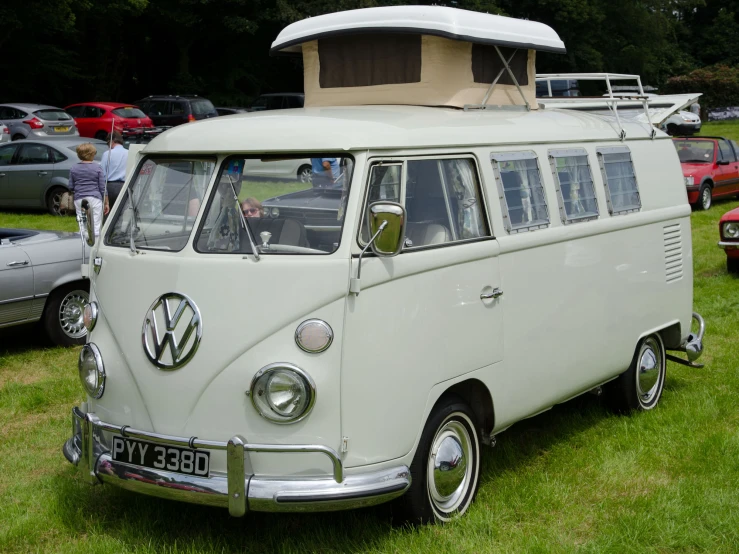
37,171,48,176
480,287,503,300
7,260,29,267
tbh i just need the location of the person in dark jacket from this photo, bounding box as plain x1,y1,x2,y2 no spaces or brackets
69,143,108,239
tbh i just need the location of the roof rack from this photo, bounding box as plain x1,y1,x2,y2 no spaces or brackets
535,73,656,140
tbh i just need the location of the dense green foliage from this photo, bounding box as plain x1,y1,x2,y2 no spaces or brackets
0,1,738,108
664,64,739,107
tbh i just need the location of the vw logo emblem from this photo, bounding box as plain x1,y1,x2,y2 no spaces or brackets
142,293,202,370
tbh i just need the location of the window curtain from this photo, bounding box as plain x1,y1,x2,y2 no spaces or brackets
604,153,639,210
444,159,485,239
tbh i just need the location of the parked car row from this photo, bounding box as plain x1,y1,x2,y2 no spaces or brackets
673,136,739,210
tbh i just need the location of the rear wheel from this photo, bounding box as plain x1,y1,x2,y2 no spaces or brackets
12,134,24,141
297,165,312,183
95,130,108,141
666,124,678,136
392,395,480,525
604,334,666,413
697,183,712,210
43,283,89,346
46,187,67,215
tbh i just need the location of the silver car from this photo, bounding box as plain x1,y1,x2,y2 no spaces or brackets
0,103,79,141
0,122,9,143
0,137,108,215
0,228,89,346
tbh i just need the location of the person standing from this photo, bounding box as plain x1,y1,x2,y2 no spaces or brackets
100,131,129,211
310,157,341,188
69,143,107,239
690,102,701,117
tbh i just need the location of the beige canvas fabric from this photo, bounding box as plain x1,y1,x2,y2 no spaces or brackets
303,35,538,109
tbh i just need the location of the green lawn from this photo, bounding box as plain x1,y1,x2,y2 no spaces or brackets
1,123,738,553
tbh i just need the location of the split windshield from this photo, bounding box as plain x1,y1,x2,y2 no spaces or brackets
673,139,714,163
194,155,353,255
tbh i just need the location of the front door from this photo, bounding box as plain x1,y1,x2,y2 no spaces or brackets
716,139,739,197
0,143,20,206
341,156,504,468
0,245,34,325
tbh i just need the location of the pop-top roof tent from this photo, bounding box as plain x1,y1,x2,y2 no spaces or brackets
271,6,566,110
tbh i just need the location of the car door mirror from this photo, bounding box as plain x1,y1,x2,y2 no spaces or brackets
368,202,406,257
81,199,95,246
717,160,730,166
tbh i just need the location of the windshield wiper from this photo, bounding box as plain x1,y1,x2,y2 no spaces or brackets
227,176,260,261
127,187,140,254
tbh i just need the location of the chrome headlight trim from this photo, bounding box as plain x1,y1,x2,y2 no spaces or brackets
294,319,334,353
723,222,739,239
78,343,105,399
249,363,316,424
83,301,98,332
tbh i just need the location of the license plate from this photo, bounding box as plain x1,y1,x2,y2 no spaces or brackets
111,436,210,477
54,126,70,133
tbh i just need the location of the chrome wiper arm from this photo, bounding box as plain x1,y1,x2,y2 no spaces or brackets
127,187,139,255
227,176,260,262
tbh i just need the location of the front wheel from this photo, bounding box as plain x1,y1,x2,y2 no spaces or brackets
46,187,67,215
697,184,712,211
604,334,666,413
43,283,89,346
392,396,480,525
297,165,312,183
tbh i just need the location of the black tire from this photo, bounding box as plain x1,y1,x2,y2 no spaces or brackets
666,124,677,136
42,283,89,347
392,395,481,525
12,134,24,141
46,187,67,215
728,258,739,274
697,183,712,211
297,164,312,183
95,130,108,141
604,334,666,414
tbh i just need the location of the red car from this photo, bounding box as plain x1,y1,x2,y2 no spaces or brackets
673,136,739,210
719,206,739,273
64,102,159,141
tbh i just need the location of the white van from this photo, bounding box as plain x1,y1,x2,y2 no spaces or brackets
64,6,705,524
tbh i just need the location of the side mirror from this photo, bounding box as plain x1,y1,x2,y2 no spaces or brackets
717,160,730,166
81,199,95,247
368,202,406,257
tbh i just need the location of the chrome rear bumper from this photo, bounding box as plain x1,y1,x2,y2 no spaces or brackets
63,407,410,515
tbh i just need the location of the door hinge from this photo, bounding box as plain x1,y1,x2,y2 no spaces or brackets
341,436,349,453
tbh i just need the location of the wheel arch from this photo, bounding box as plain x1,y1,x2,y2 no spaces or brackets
657,321,683,350
42,277,89,313
700,177,714,189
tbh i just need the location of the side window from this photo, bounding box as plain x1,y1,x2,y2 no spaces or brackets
490,151,549,233
149,101,168,116
83,106,100,118
361,158,489,247
718,140,736,162
50,147,67,163
596,147,641,215
548,148,599,224
171,102,185,115
0,144,18,166
17,144,52,165
66,106,83,118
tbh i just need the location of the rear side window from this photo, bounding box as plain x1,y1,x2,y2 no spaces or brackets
191,100,215,115
112,107,146,118
491,151,549,233
718,139,736,163
596,147,641,215
360,158,489,248
34,109,72,121
65,106,84,118
171,102,186,115
548,148,599,224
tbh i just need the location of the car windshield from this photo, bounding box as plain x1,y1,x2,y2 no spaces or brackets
191,100,215,115
195,155,353,255
34,109,72,121
106,157,216,252
673,140,714,163
112,107,146,118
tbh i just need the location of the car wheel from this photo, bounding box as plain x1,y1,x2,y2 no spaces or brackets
12,134,24,141
392,395,480,525
604,334,666,414
43,283,89,347
95,130,108,141
297,165,313,183
697,183,712,210
46,187,68,215
728,258,739,274
666,124,677,136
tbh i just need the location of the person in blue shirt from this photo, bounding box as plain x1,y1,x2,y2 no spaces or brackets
311,158,341,188
100,131,129,211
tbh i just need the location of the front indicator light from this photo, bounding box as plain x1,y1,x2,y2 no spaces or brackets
79,344,105,399
295,319,333,353
684,176,694,187
83,301,98,332
249,363,315,424
724,222,739,239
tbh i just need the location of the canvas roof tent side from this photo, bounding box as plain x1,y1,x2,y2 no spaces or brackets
271,6,566,110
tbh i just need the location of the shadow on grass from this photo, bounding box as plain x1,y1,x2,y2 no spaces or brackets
0,322,54,356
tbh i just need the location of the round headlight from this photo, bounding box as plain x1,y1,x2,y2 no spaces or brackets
83,301,98,332
724,222,739,239
78,344,105,399
295,319,333,353
271,207,280,218
249,363,315,424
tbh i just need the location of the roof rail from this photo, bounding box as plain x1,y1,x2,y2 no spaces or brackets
535,73,656,140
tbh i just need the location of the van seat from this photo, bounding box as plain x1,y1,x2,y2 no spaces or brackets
246,218,309,248
405,222,449,247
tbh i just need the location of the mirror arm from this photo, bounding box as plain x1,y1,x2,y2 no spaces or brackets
350,221,387,296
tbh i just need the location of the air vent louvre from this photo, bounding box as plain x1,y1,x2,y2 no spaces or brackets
664,224,683,283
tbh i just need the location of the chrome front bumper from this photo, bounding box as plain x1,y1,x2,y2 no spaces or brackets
63,407,410,515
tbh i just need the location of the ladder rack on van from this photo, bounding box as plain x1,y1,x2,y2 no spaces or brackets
535,73,657,141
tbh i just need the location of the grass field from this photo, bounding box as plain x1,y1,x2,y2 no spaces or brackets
0,123,738,553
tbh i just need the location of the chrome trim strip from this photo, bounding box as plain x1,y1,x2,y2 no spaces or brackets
64,408,410,514
0,295,33,306
718,240,739,249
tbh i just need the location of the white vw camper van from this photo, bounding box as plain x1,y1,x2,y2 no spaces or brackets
64,6,705,524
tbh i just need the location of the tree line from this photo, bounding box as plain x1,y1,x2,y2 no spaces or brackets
0,0,737,108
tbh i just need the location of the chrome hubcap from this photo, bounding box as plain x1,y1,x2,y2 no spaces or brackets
299,168,312,183
427,419,472,513
59,290,89,339
702,188,711,209
636,337,662,404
